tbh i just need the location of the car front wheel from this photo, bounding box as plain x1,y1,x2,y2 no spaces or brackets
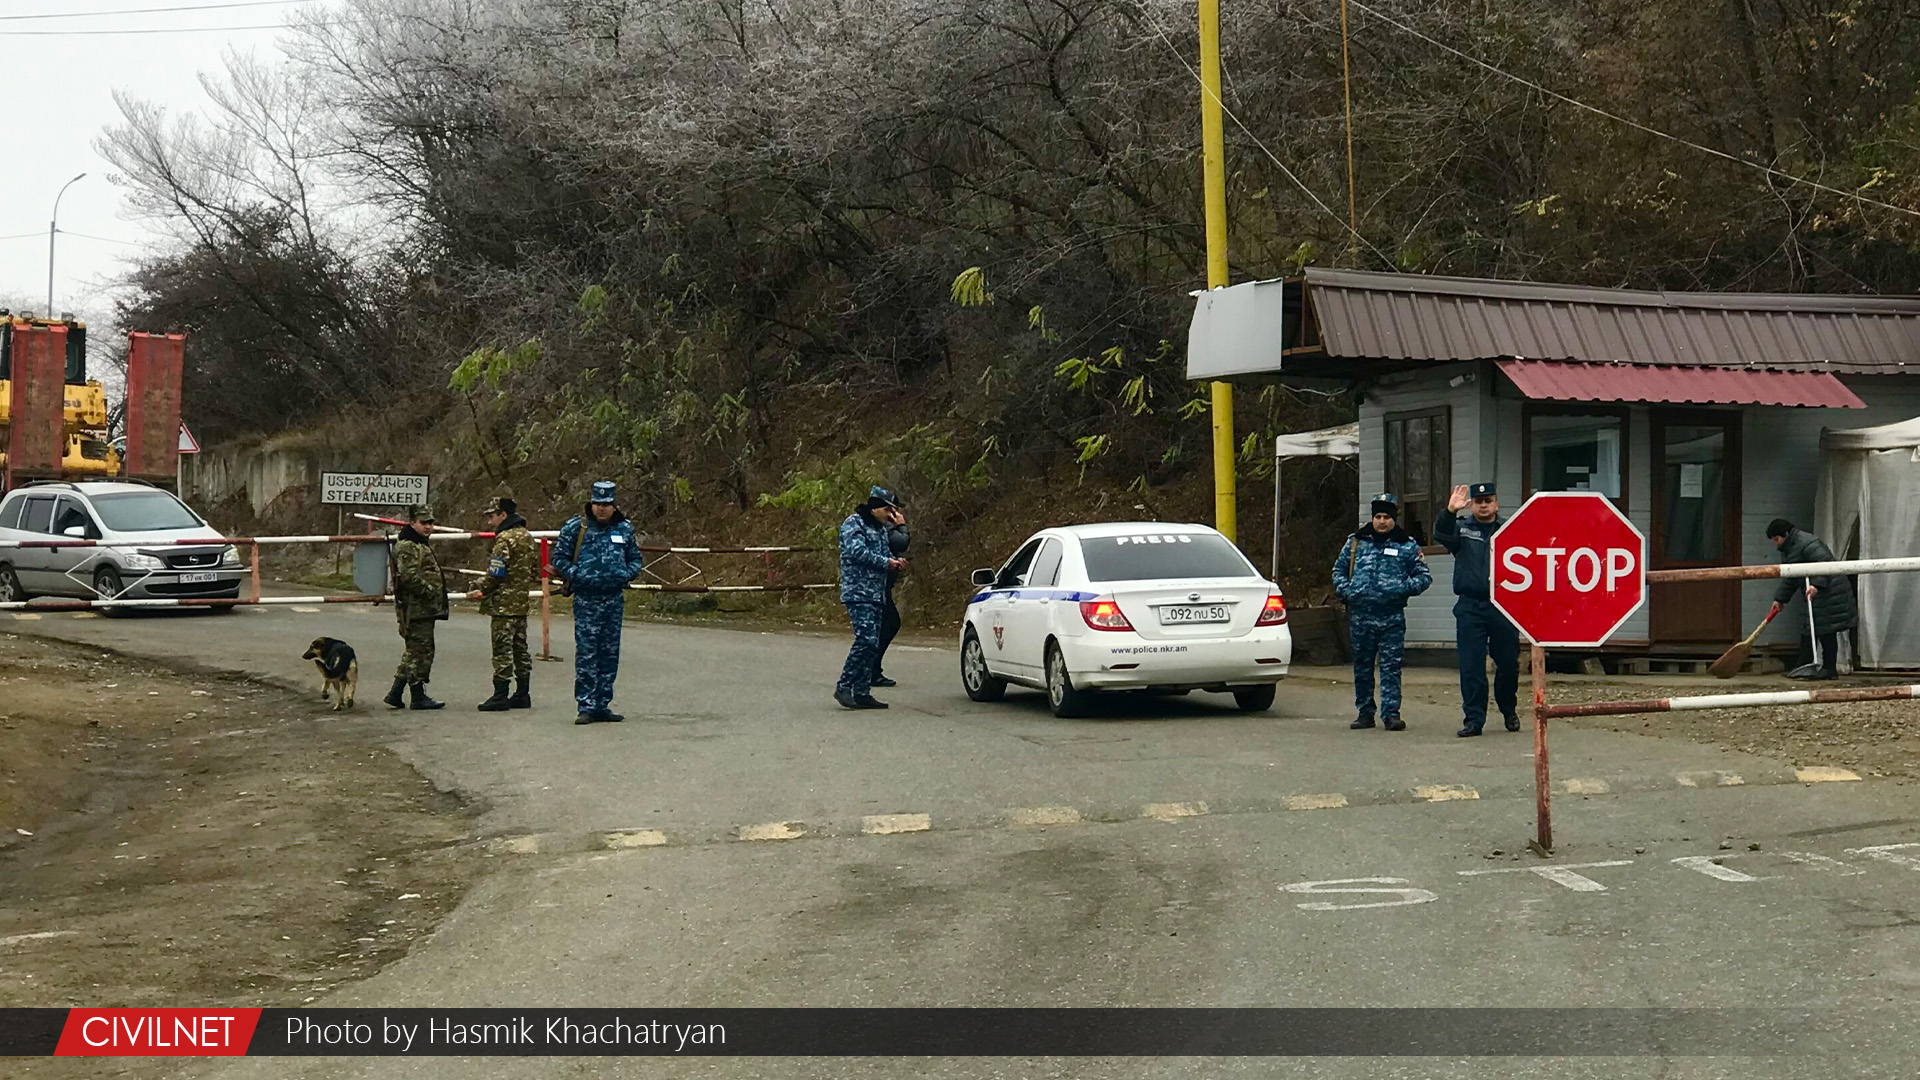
961,628,1008,702
1046,642,1094,719
1232,684,1277,713
93,566,126,616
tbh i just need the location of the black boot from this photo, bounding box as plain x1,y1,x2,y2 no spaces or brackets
409,683,445,710
383,678,407,709
477,680,512,711
509,676,531,709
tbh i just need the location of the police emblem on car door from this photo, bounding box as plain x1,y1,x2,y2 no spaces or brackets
993,625,1005,649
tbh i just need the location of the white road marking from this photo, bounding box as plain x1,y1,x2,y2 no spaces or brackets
1676,770,1745,787
1563,778,1610,795
736,821,806,842
493,835,541,855
602,829,668,849
1282,878,1439,911
1141,802,1208,821
1008,806,1082,827
10,614,40,621
1795,766,1861,783
1671,856,1767,883
1844,843,1920,870
1774,851,1867,876
292,606,323,613
0,930,77,947
862,813,932,835
1458,860,1634,892
1284,793,1348,811
1413,784,1479,802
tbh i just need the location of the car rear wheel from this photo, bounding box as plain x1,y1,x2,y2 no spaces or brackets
1046,641,1094,719
961,628,1007,702
93,566,126,616
0,564,27,604
1232,684,1277,713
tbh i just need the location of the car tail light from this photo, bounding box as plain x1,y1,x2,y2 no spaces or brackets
1256,594,1288,626
1080,597,1133,631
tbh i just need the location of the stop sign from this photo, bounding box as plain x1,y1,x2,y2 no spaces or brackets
1490,492,1646,647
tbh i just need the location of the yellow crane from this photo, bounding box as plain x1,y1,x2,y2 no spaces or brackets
0,312,122,480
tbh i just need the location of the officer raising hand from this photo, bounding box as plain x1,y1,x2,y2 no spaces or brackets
1434,481,1519,737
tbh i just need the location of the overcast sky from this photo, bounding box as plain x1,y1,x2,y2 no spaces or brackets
0,0,327,321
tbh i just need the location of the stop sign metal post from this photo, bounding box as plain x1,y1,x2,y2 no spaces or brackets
1490,492,1648,856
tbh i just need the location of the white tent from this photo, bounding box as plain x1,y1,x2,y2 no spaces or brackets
1270,423,1360,581
1815,417,1920,669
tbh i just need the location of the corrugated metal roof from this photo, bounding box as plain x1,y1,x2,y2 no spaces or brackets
1497,360,1866,409
1305,268,1920,374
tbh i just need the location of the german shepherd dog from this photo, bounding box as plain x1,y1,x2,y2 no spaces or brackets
302,637,359,711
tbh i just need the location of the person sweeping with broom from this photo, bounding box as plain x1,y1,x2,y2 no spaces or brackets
1764,518,1856,681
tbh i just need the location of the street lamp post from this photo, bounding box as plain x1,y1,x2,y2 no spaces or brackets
48,172,87,316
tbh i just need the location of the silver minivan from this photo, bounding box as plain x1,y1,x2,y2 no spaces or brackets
0,480,244,608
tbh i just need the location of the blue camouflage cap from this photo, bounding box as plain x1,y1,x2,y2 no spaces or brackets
868,485,902,509
590,480,616,504
1469,482,1497,499
1370,492,1399,517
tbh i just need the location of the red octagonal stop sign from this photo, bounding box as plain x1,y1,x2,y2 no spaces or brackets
1491,492,1647,647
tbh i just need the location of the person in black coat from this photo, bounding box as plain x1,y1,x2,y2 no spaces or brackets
868,486,911,688
1766,518,1857,680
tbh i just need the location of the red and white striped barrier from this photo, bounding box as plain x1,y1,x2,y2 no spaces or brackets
349,514,816,553
1539,683,1920,720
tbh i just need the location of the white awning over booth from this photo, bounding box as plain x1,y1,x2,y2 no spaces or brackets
1275,423,1359,459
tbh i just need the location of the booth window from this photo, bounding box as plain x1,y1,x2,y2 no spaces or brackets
1526,408,1627,504
1383,407,1449,545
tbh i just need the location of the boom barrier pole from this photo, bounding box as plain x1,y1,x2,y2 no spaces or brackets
1531,644,1551,856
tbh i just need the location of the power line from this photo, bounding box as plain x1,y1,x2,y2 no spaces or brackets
0,232,47,242
1344,0,1920,220
5,22,301,35
58,230,146,246
1144,14,1400,269
0,0,306,21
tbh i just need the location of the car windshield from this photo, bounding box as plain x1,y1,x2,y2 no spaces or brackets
1078,532,1255,582
88,491,204,532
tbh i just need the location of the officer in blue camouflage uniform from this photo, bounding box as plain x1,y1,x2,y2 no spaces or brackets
550,481,644,725
1435,482,1520,737
1332,493,1432,731
869,485,911,688
835,488,907,709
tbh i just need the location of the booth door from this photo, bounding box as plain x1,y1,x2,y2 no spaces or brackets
1650,411,1742,643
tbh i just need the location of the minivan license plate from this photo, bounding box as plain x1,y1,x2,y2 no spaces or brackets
179,573,219,584
1159,604,1229,625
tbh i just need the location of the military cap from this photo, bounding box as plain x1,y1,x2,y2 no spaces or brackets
1370,493,1399,518
408,505,436,524
482,495,515,516
1469,482,1497,499
868,485,902,509
590,481,617,504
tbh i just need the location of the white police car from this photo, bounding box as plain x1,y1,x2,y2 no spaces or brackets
960,522,1291,717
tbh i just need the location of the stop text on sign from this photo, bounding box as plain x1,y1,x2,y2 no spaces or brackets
1498,545,1637,594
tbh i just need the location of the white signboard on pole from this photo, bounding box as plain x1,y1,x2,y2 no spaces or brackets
320,472,430,506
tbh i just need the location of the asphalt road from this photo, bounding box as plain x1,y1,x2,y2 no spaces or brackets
13,600,1920,1077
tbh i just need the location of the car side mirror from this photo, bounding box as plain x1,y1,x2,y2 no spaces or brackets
971,568,995,587
62,525,86,539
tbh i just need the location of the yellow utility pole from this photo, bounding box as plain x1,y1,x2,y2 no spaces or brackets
1198,0,1236,542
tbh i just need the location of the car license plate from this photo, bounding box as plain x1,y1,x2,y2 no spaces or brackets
179,573,219,584
1159,604,1229,625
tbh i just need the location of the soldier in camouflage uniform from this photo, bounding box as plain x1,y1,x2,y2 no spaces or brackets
472,496,537,712
1331,493,1432,732
384,505,448,711
550,481,644,725
835,489,907,709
